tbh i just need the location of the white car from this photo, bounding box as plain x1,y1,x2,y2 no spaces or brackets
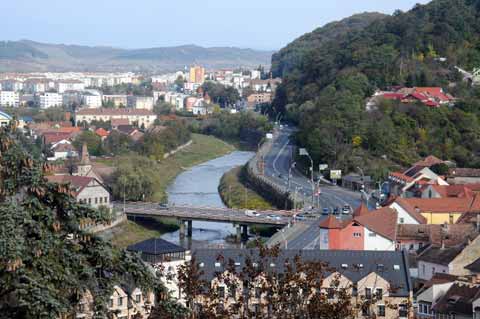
267,214,281,221
245,210,260,217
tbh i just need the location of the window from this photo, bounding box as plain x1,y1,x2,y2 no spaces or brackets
95,197,98,204
400,218,405,224
255,287,261,298
104,196,108,203
99,197,103,204
398,304,408,317
354,232,361,238
135,294,141,303
229,286,236,299
422,264,426,275
377,305,385,317
376,288,383,299
365,288,372,299
352,284,358,296
327,288,335,299
118,297,123,306
432,267,436,275
88,198,91,205
362,306,370,317
108,298,113,308
369,232,377,237
218,286,225,299
449,214,454,224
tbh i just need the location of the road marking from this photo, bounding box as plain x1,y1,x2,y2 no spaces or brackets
272,136,290,176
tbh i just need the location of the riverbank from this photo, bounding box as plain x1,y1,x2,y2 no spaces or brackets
218,166,273,210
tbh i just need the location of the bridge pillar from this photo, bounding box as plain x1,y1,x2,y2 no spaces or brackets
236,225,242,243
187,220,193,237
242,225,249,242
179,220,186,239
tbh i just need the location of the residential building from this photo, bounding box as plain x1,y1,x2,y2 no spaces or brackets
102,94,128,107
48,140,78,161
0,110,12,127
75,108,157,128
38,92,63,109
388,164,448,198
192,249,412,319
45,174,111,210
127,96,154,110
247,92,272,108
368,87,455,109
249,78,282,92
1,79,23,91
24,79,47,93
448,168,480,184
0,91,20,107
421,184,475,199
417,234,480,281
189,65,205,84
319,206,398,251
415,273,459,318
82,90,102,108
127,237,189,303
55,79,85,93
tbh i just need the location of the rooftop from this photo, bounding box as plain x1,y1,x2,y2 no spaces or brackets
418,244,466,266
76,108,155,116
127,238,185,255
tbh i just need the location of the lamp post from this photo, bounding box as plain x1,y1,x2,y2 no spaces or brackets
288,162,296,190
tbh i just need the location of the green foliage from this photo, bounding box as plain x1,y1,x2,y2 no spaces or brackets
73,130,104,156
201,81,240,107
111,155,157,201
103,130,134,156
0,124,168,318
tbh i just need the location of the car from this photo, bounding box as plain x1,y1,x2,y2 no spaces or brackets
267,214,281,221
333,207,339,215
158,203,169,210
322,208,330,215
295,214,307,221
245,209,260,217
342,205,351,214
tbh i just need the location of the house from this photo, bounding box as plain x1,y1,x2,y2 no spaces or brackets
415,273,461,318
102,94,128,107
48,140,78,161
114,125,144,142
396,224,478,252
431,283,480,319
95,128,109,140
319,206,398,251
45,174,111,210
247,92,272,108
38,92,63,109
0,110,12,127
75,108,157,129
448,168,480,184
421,184,474,199
389,197,475,225
417,234,480,281
127,96,154,110
128,237,189,303
192,249,412,319
370,87,455,109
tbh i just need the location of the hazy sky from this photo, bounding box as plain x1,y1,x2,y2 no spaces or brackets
3,0,430,50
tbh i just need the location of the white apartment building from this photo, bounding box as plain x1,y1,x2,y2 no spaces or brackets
56,80,85,93
82,90,102,108
38,92,63,109
1,80,24,92
75,108,157,128
24,80,47,93
0,91,20,107
102,95,128,107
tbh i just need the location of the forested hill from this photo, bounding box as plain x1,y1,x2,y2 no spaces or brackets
271,12,387,78
271,0,480,179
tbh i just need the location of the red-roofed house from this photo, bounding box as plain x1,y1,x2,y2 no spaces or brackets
95,128,110,140
319,207,398,251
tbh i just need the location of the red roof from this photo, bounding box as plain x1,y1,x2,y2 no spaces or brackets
46,175,94,196
43,132,74,145
318,215,345,229
389,171,415,183
392,198,428,224
430,184,474,198
95,128,109,137
425,100,439,107
414,155,444,167
381,93,405,100
396,197,474,214
354,207,398,241
353,203,370,217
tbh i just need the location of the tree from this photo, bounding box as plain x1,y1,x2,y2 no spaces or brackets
0,123,179,317
73,131,104,156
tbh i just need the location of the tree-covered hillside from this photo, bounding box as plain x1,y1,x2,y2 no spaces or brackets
272,0,480,179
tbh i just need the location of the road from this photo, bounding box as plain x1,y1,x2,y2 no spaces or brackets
263,127,362,210
261,127,363,250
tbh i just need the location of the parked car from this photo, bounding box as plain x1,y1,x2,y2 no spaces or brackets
245,209,260,217
322,208,330,215
267,214,281,221
158,203,169,210
333,207,339,215
342,205,351,214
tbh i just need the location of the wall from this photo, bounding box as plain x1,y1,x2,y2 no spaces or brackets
77,181,111,209
417,261,449,281
450,235,480,277
421,212,462,224
364,228,395,251
338,223,364,250
389,202,421,224
319,228,329,250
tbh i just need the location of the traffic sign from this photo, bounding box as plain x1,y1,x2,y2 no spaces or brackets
319,164,328,171
330,170,342,180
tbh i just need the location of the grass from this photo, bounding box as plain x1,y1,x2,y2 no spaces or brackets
218,166,273,210
104,217,179,248
150,133,235,202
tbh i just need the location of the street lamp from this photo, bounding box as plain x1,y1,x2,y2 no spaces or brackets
299,148,315,203
288,162,296,190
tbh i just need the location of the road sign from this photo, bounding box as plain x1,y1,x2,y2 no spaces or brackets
330,170,342,180
299,148,309,156
319,164,328,171
266,133,273,139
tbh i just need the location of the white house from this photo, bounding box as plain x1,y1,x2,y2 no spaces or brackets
82,90,102,108
38,92,63,109
0,110,12,127
48,140,78,161
389,197,427,224
55,80,85,93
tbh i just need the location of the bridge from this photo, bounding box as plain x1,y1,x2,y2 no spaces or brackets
115,202,294,241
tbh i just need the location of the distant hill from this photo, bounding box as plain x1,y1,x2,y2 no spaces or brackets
0,40,274,72
271,12,387,78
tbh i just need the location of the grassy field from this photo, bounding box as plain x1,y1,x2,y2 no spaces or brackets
103,217,179,248
151,133,235,202
218,166,273,210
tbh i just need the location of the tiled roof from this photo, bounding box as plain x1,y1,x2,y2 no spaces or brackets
432,283,480,315
76,108,155,116
353,203,370,217
396,224,478,247
45,175,94,196
95,128,109,137
392,198,428,224
397,197,474,214
430,184,474,198
389,171,414,183
449,168,480,178
193,249,411,297
127,238,185,255
354,207,397,241
414,155,444,167
42,132,75,145
318,215,346,229
418,244,466,266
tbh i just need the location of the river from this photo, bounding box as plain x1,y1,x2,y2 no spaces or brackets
161,151,254,249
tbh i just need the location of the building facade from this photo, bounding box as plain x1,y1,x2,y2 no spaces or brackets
0,91,20,107
75,108,157,128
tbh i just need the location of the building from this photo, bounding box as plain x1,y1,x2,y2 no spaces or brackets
127,237,189,303
48,140,78,161
38,92,63,109
82,90,102,108
1,79,23,91
55,80,85,93
247,92,272,108
319,206,398,251
448,168,480,184
45,174,111,210
0,91,20,107
417,234,480,281
249,78,282,92
192,249,412,319
102,95,128,107
368,87,455,109
75,108,157,128
127,96,154,110
24,79,47,93
388,164,448,198
0,110,12,127
189,66,205,84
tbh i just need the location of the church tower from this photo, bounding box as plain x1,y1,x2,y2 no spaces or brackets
77,143,92,177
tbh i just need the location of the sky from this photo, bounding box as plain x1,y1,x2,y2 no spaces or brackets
2,0,431,51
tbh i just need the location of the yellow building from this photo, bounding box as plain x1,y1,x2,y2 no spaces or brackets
189,66,205,84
